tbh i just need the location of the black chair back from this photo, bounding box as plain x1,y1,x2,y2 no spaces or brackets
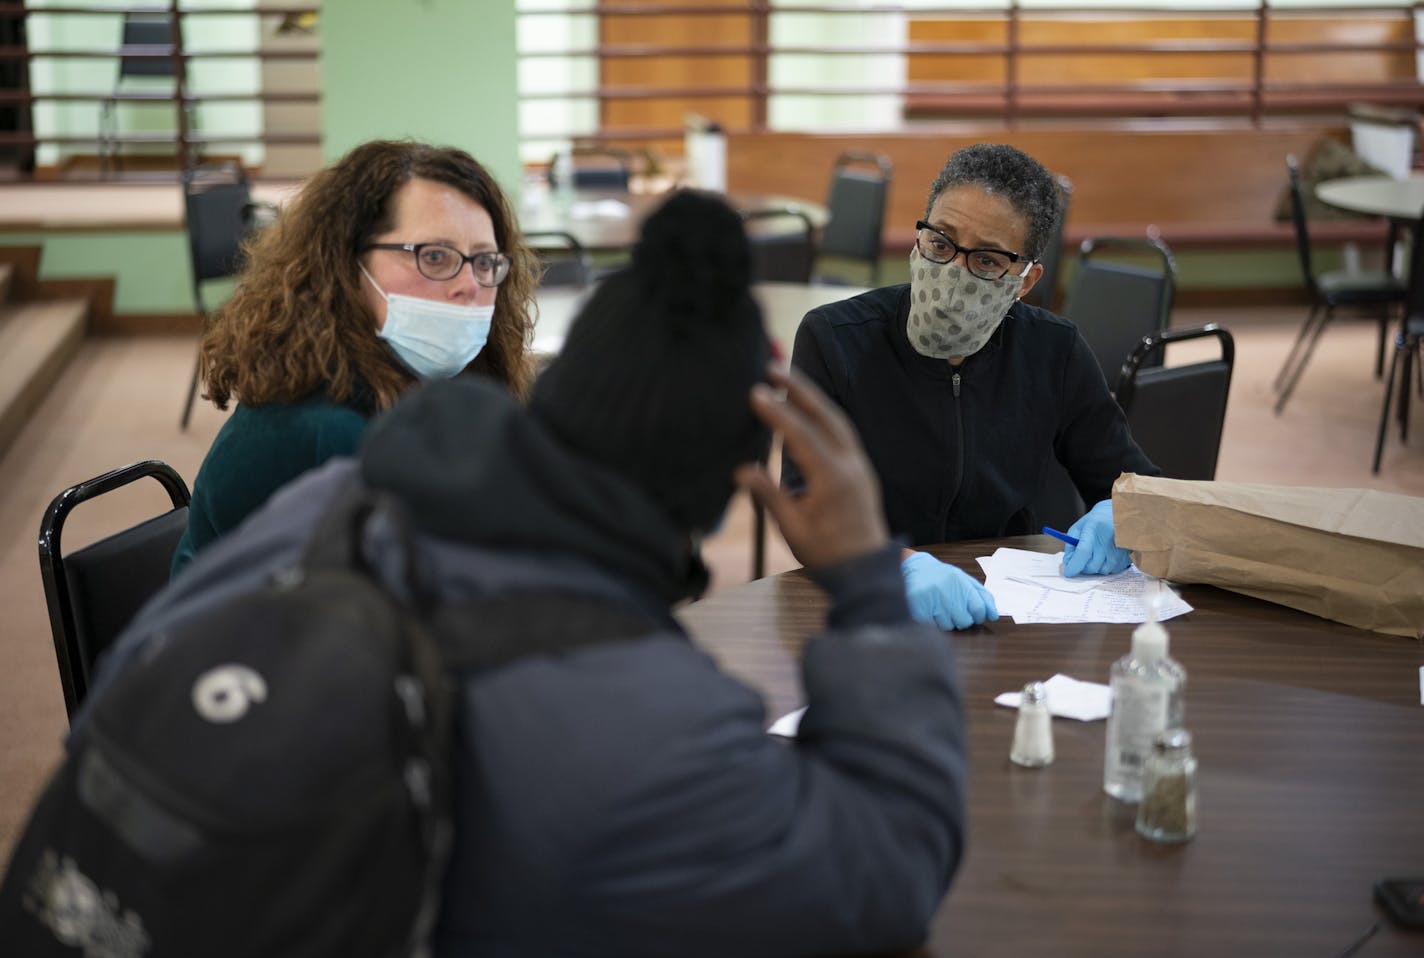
743,206,815,284
1116,324,1235,481
525,230,594,288
1022,175,1073,311
118,14,178,80
38,460,191,720
1285,154,1321,297
1061,234,1176,392
180,163,252,428
818,151,892,284
549,147,633,192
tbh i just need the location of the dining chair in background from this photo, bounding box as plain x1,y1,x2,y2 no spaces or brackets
1116,324,1236,481
37,459,191,721
1275,154,1405,415
1060,233,1177,393
1373,208,1424,473
98,13,194,178
1021,174,1074,313
548,146,634,192
742,206,816,284
179,162,257,430
525,230,595,289
814,151,892,286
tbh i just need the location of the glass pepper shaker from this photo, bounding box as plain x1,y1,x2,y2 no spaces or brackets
1010,681,1054,768
1136,728,1198,842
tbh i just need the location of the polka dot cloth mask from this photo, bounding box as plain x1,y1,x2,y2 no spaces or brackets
907,246,1020,360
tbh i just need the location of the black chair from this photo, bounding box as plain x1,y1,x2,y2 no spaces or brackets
525,230,594,288
1373,209,1424,473
180,162,256,430
814,151,892,286
98,14,194,177
1021,175,1073,312
37,460,191,720
742,206,816,284
1275,153,1405,415
1116,325,1235,481
548,146,633,192
1060,234,1176,393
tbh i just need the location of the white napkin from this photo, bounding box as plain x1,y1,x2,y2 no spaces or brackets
994,673,1112,722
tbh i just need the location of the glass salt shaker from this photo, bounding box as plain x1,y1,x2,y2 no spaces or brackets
1136,728,1198,842
1010,681,1054,768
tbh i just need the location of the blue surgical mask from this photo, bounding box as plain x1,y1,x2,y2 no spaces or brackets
361,264,494,380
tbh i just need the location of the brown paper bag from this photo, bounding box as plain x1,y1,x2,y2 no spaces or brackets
1112,474,1424,639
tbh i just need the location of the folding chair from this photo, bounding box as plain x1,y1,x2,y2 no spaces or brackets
814,151,892,286
1373,208,1424,473
179,162,257,430
548,146,634,192
98,13,194,178
1060,234,1176,393
37,460,191,720
1021,175,1073,312
742,206,816,284
525,230,594,289
1274,154,1404,415
1116,325,1236,481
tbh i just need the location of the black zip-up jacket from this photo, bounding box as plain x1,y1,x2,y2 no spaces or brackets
785,285,1158,546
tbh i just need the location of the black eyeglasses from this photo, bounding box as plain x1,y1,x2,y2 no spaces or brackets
363,242,511,287
914,221,1031,281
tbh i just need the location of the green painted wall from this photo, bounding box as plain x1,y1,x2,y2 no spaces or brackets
321,0,521,197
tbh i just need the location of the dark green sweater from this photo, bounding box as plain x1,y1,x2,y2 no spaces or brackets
171,398,369,576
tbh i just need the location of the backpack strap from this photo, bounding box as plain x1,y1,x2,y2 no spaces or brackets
432,591,668,674
296,479,427,609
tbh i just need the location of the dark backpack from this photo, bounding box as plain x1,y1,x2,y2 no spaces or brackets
0,487,656,957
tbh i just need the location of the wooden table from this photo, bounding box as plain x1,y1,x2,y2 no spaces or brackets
519,189,828,253
677,536,1424,956
532,280,868,357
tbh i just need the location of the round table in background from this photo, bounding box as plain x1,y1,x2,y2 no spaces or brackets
1315,173,1424,222
519,189,828,253
677,536,1424,957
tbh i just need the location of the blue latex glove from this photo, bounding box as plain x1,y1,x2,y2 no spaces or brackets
1061,499,1132,577
902,552,1000,631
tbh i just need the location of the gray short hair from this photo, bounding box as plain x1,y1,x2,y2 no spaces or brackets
925,144,1062,262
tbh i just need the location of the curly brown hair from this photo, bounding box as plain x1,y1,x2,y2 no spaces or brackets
201,140,536,411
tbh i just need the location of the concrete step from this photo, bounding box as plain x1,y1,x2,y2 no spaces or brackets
0,299,88,461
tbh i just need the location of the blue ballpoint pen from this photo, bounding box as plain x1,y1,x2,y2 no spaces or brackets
1041,526,1080,547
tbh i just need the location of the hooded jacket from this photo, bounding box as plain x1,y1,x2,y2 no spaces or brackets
102,378,969,958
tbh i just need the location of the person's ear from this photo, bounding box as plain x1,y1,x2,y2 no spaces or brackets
1015,260,1045,302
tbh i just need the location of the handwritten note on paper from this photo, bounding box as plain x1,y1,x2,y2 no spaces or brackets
976,547,1193,625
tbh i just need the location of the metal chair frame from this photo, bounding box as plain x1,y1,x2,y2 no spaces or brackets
38,460,191,720
1116,324,1236,481
1274,153,1405,415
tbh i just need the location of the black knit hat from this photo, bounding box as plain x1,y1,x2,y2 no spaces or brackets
529,190,772,533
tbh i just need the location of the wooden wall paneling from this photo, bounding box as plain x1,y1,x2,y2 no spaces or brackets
724,127,1348,247
599,3,755,139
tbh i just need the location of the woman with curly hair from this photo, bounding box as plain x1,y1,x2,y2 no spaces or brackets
171,139,537,574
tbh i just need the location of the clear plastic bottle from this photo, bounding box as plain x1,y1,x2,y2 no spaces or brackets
1102,611,1186,802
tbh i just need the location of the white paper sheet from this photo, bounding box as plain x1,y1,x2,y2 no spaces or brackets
994,673,1113,722
976,548,1193,624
